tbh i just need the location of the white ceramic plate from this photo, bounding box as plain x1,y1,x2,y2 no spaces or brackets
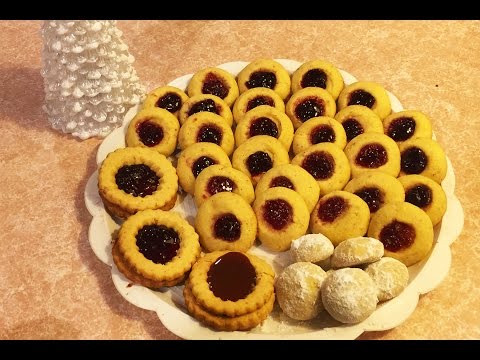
85,59,464,339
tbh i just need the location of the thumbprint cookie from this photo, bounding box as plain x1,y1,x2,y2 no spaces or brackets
232,136,290,186
234,105,294,150
291,142,351,196
286,87,336,129
112,209,201,288
368,202,434,267
292,116,347,155
178,94,233,126
187,67,239,107
398,138,447,183
142,85,189,118
126,108,180,157
383,110,433,143
310,190,371,247
232,87,285,124
237,59,291,100
253,187,310,252
343,171,405,214
291,59,344,100
254,164,320,213
194,164,255,207
176,143,231,194
337,81,392,120
344,133,401,178
398,174,447,226
185,251,275,330
178,112,235,155
98,147,178,219
334,105,384,142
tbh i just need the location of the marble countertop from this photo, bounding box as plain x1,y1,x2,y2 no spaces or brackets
1,20,478,340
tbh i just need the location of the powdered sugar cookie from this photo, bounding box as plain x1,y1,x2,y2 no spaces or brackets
364,257,409,302
290,233,334,264
331,237,384,269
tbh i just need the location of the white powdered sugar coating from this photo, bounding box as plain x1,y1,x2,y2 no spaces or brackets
331,237,384,269
321,268,378,324
290,233,334,264
365,257,409,302
275,262,327,321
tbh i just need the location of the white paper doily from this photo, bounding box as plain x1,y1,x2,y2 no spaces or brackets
85,59,464,339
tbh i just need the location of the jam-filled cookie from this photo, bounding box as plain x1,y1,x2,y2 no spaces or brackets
253,187,310,252
126,108,180,157
368,201,434,267
232,87,285,124
310,190,371,247
98,147,178,219
187,67,239,107
176,142,231,194
178,94,233,126
275,262,327,321
185,250,275,330
235,105,294,151
399,138,447,183
286,87,336,129
330,237,384,269
344,133,401,178
254,164,320,213
364,257,409,302
334,105,384,142
178,112,234,156
291,59,344,100
232,135,290,186
142,85,189,118
292,116,347,155
321,268,378,324
237,59,291,100
195,192,257,253
337,81,392,120
194,164,255,207
398,174,447,226
344,171,405,214
291,143,351,196
112,209,201,288
383,110,433,143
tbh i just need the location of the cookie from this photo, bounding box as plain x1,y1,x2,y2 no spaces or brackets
291,142,351,196
232,135,290,186
98,147,178,219
254,164,320,213
398,174,447,226
290,233,334,264
195,192,257,253
383,110,433,143
330,237,384,269
291,59,344,99
193,164,255,207
334,105,384,142
113,209,201,289
232,87,285,124
364,257,409,302
237,59,291,100
337,81,392,120
176,142,231,194
142,85,189,118
253,187,310,252
310,190,371,247
368,202,434,267
343,171,405,214
178,94,233,126
286,87,336,129
275,262,327,321
234,105,294,150
187,67,239,107
178,112,235,155
399,138,447,183
344,133,401,178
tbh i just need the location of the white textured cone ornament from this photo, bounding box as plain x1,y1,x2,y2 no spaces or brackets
41,20,146,140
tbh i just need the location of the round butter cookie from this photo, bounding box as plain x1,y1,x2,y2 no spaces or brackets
178,94,233,126
142,85,188,118
286,87,336,129
290,233,334,264
232,87,285,124
337,81,391,120
364,257,409,302
291,59,344,99
330,237,384,269
187,67,239,107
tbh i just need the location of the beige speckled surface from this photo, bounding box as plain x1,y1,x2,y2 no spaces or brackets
0,20,479,340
